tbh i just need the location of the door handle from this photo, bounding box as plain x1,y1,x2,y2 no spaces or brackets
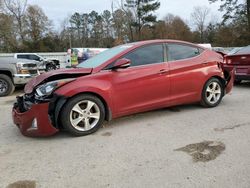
159,69,168,74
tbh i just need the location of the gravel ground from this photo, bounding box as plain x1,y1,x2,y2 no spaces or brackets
0,83,250,188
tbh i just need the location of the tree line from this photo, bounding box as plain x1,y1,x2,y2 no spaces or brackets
0,0,249,53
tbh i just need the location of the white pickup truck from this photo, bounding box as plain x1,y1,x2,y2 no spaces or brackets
14,53,60,72
0,57,38,96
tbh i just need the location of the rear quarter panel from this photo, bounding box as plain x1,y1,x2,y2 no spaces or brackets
168,50,224,106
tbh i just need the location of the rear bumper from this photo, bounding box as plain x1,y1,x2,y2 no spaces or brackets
223,65,250,81
235,75,250,80
222,65,235,94
12,96,59,137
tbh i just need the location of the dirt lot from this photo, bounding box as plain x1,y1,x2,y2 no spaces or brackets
0,83,250,188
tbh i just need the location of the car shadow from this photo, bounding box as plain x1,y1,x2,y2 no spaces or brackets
32,103,203,140
234,81,250,88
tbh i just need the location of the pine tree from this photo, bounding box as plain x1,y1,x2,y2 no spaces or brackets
124,0,160,40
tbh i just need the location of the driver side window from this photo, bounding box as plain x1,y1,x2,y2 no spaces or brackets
29,55,40,61
123,44,164,67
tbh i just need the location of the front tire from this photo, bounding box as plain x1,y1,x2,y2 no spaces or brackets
60,94,105,136
46,64,56,72
0,75,15,97
200,78,223,108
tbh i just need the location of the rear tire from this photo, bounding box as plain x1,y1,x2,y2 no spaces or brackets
0,74,15,97
60,94,105,136
200,78,223,108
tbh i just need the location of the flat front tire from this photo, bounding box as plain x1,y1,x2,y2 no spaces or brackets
201,78,223,108
60,94,105,136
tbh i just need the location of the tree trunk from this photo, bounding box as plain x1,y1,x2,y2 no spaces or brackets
247,0,250,31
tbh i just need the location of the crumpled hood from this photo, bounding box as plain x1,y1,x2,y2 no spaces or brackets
24,68,93,93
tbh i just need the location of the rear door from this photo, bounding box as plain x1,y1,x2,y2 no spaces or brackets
111,44,170,115
166,43,205,105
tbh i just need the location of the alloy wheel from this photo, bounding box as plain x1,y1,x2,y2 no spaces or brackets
70,100,100,131
206,82,222,104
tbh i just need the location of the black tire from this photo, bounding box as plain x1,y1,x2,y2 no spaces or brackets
60,94,105,136
0,74,15,97
200,78,223,108
234,79,242,85
46,64,56,72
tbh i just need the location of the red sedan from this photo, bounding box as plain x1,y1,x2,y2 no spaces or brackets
12,40,234,137
224,45,250,84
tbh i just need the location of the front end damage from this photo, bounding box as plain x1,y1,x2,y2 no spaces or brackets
12,93,67,137
12,68,93,137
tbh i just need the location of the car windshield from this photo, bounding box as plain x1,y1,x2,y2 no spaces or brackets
77,44,134,68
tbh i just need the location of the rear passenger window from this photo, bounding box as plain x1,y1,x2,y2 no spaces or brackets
17,55,28,59
167,44,201,61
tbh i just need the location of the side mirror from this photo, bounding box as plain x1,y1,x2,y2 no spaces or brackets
112,58,131,70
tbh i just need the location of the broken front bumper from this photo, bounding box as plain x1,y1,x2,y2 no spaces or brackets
12,96,59,137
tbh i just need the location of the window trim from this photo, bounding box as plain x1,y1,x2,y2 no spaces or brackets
166,42,204,62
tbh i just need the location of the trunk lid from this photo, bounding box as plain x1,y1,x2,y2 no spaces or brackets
225,54,250,66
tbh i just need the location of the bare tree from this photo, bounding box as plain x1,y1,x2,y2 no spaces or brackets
3,0,27,41
25,5,51,41
191,6,210,43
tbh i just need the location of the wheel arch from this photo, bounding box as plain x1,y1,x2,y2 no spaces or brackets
52,91,112,129
211,75,226,87
0,70,13,82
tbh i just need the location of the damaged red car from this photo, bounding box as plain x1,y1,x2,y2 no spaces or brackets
12,40,234,137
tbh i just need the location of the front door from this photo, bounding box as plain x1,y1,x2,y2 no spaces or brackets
111,44,170,116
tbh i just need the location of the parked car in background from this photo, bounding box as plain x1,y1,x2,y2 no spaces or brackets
14,53,60,72
227,47,243,55
66,48,108,67
0,57,38,96
12,40,234,137
224,45,250,84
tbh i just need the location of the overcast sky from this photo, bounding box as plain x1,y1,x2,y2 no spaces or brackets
28,0,223,30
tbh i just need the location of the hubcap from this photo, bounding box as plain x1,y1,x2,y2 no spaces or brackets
70,100,100,131
0,79,8,94
206,82,221,104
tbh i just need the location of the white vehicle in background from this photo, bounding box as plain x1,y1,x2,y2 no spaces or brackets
66,48,108,67
198,43,212,49
14,53,60,72
0,57,38,96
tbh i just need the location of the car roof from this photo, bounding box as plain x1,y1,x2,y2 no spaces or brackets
129,39,206,49
15,53,38,55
